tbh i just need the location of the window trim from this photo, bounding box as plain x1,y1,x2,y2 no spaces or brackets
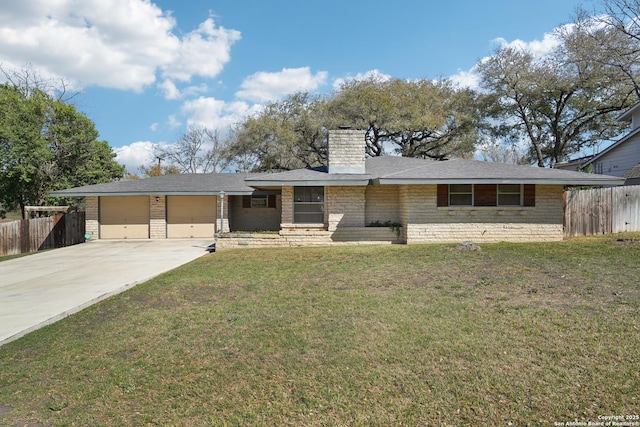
449,184,473,206
242,194,277,209
438,184,534,208
250,194,268,208
497,184,523,207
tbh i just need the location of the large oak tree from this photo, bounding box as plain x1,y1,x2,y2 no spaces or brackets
477,22,638,167
327,77,480,159
227,92,329,172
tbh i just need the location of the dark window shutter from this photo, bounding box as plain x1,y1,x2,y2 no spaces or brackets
242,195,251,208
474,184,497,206
268,195,276,208
524,185,535,207
437,184,449,207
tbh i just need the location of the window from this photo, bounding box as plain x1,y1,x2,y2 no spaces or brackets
438,184,534,207
498,184,522,206
449,184,473,206
294,186,324,223
251,195,268,208
242,194,277,209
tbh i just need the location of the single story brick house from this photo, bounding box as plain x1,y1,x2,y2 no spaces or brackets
53,129,624,246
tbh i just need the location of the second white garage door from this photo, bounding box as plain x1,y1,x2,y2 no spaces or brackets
167,196,217,238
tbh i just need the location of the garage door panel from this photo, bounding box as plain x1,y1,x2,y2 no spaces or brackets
167,196,216,238
100,196,149,239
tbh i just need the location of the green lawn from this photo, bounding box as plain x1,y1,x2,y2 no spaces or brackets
1,235,639,426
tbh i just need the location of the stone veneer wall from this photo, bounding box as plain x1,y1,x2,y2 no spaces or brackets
326,186,365,231
402,184,564,243
149,195,166,238
365,185,401,225
280,186,294,227
327,129,366,174
85,196,99,240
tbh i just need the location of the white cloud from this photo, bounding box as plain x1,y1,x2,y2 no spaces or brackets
332,69,392,90
236,67,328,103
150,122,159,132
182,83,209,97
448,25,572,91
162,17,241,82
167,115,181,129
449,68,482,90
181,97,259,132
157,79,209,100
491,29,562,57
158,79,180,100
0,1,239,91
115,140,156,173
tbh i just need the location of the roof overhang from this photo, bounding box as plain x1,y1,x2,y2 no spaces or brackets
245,178,371,187
616,101,640,122
373,178,626,186
51,190,255,197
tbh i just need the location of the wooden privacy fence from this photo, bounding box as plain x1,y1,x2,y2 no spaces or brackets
564,185,640,236
0,212,85,256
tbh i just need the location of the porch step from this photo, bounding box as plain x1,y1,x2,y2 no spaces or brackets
214,227,402,250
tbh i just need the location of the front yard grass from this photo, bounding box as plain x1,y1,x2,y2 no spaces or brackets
0,234,639,426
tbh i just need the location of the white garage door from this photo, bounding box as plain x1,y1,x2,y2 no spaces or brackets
167,196,216,238
100,196,150,239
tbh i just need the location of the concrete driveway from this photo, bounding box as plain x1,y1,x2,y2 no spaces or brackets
0,239,214,346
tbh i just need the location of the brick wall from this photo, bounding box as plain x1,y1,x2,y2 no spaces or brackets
365,185,401,225
280,186,294,226
328,129,366,174
149,195,166,238
403,184,564,243
229,195,280,231
327,186,365,231
85,196,99,240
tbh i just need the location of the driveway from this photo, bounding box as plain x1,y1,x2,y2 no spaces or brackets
0,239,214,346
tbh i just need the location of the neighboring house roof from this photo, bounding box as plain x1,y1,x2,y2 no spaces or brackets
52,156,625,197
616,100,640,122
51,173,258,197
623,162,640,179
582,126,640,168
554,155,594,171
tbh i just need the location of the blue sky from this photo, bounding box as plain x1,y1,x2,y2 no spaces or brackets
0,0,595,173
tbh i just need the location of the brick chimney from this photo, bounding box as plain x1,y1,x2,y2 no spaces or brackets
328,128,366,174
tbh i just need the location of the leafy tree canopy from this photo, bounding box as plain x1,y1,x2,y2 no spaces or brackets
227,92,329,172
225,80,481,172
477,19,638,167
0,82,124,216
327,77,481,160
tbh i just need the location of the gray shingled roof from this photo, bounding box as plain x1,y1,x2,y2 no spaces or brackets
371,157,624,185
244,166,371,188
52,173,257,196
247,156,625,187
623,162,640,179
52,156,624,197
